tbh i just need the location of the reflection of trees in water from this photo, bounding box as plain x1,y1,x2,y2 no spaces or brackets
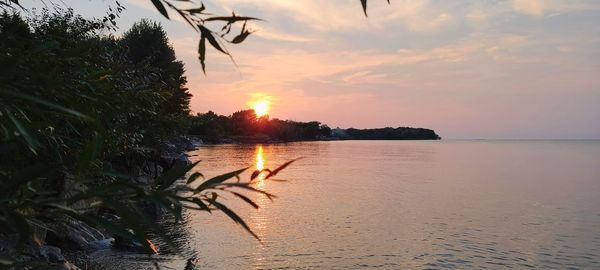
151,212,195,258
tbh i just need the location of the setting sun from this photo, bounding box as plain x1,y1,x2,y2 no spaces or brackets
253,100,270,117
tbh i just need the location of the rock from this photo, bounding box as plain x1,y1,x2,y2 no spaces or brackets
85,238,114,251
160,143,178,155
40,245,82,270
46,218,106,251
41,245,66,263
219,138,236,144
136,175,154,187
163,136,202,153
193,138,204,146
158,136,200,170
141,161,163,178
57,261,80,270
173,153,192,166
112,234,144,253
160,152,192,169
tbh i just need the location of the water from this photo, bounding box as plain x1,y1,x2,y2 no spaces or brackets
124,140,600,269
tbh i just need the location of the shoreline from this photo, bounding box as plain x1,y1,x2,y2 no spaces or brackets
192,135,441,145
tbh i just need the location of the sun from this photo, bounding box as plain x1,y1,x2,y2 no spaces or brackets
253,100,270,117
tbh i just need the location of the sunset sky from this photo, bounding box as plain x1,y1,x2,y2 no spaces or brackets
25,0,600,139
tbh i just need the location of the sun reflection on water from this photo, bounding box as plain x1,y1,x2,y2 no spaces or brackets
251,145,270,268
255,145,266,189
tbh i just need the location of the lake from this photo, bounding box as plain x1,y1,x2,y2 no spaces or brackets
113,140,600,269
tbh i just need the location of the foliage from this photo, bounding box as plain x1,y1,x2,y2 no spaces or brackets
142,0,262,73
189,110,333,142
121,19,192,115
0,10,290,268
339,127,441,140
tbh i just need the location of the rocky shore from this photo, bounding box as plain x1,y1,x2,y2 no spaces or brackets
0,137,202,270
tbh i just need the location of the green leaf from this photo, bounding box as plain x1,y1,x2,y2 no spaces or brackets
176,10,197,31
6,211,31,246
148,192,183,221
265,158,302,179
210,199,260,242
0,90,90,119
4,108,38,154
204,16,262,23
231,30,252,44
186,171,204,184
2,164,53,196
220,183,277,201
199,25,228,55
156,161,200,190
104,199,180,254
194,166,250,193
0,255,15,266
77,132,102,172
7,0,23,8
230,191,259,209
361,0,368,16
250,169,271,181
151,0,169,19
198,34,206,74
188,197,211,212
185,4,205,14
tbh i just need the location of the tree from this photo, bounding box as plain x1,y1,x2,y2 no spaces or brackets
319,124,332,137
189,110,230,137
230,109,258,136
121,19,192,115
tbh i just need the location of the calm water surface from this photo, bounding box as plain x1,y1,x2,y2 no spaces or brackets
155,140,599,269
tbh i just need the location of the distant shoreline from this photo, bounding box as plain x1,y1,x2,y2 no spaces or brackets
191,135,441,145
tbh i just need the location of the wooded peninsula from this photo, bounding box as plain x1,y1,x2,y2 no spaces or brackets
188,110,441,143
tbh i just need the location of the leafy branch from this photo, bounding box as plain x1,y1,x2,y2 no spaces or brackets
148,0,389,72
149,0,261,73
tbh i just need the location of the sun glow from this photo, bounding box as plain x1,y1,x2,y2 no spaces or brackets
253,100,270,117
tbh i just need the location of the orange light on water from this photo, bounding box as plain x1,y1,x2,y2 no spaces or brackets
255,146,266,188
256,145,264,171
147,239,159,255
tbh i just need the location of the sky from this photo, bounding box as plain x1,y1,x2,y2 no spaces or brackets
22,0,600,139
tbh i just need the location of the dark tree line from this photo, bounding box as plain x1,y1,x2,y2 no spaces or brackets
188,110,441,142
339,127,441,140
189,110,332,142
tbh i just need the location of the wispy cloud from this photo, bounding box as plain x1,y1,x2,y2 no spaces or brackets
511,0,600,17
